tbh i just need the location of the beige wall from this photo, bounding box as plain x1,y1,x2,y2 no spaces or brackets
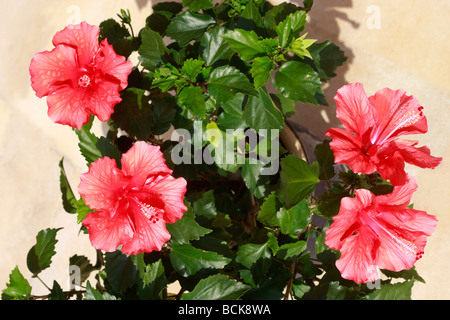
0,0,448,299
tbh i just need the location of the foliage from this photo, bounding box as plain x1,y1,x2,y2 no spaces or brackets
3,0,423,301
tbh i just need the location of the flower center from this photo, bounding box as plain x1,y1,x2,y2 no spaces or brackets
77,74,91,88
137,201,160,224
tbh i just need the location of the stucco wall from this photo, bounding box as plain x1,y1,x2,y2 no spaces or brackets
0,0,448,299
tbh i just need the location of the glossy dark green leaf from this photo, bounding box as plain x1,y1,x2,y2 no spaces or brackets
236,242,272,285
84,281,119,300
243,87,284,131
277,199,310,235
137,259,167,300
170,243,231,277
280,155,319,207
314,139,335,180
364,280,414,300
104,250,140,293
166,10,216,47
111,88,152,140
257,191,281,226
166,203,212,244
27,228,63,276
138,28,168,70
181,274,250,300
208,66,256,104
200,25,234,67
59,158,77,214
221,29,265,61
69,254,96,284
274,60,323,104
181,58,204,82
182,0,213,12
250,56,274,89
242,159,270,199
276,10,306,47
276,241,307,260
99,18,132,57
2,266,32,300
178,86,207,118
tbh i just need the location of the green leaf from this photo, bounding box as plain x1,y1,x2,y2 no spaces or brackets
178,86,207,118
138,28,168,70
288,33,316,59
137,259,167,300
313,139,335,180
182,0,213,12
99,18,132,57
166,203,212,244
73,124,102,166
181,58,204,82
276,10,306,47
200,25,234,67
241,159,270,199
84,281,119,300
274,60,323,104
257,191,281,226
208,65,257,104
181,274,250,300
237,1,264,35
111,88,152,140
277,199,310,235
69,254,96,285
381,267,425,284
59,158,77,214
166,10,216,47
243,87,284,131
2,266,32,300
145,2,183,36
236,242,272,286
365,280,414,300
75,197,94,224
276,241,307,260
48,281,65,300
250,56,274,89
221,29,265,61
170,243,231,277
104,250,140,293
280,155,319,207
27,228,63,276
150,93,177,135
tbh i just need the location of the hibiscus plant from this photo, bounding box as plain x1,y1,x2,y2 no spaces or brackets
3,0,442,301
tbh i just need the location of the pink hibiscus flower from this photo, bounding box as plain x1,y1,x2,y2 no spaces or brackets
325,83,442,185
325,174,437,284
29,21,133,129
78,141,188,255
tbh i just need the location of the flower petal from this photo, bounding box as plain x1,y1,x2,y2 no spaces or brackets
52,21,100,67
78,157,129,211
325,189,375,251
374,208,437,271
82,207,134,253
121,142,173,185
377,173,417,208
335,225,379,284
387,139,442,169
29,45,78,98
96,39,134,91
142,175,188,223
334,82,375,138
368,87,428,144
46,85,92,129
121,203,171,255
325,128,377,174
85,79,122,122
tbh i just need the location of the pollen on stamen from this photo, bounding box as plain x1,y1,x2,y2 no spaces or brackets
138,202,159,223
394,110,421,130
77,74,91,88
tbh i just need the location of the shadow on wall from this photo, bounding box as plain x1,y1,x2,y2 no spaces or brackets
287,0,358,140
